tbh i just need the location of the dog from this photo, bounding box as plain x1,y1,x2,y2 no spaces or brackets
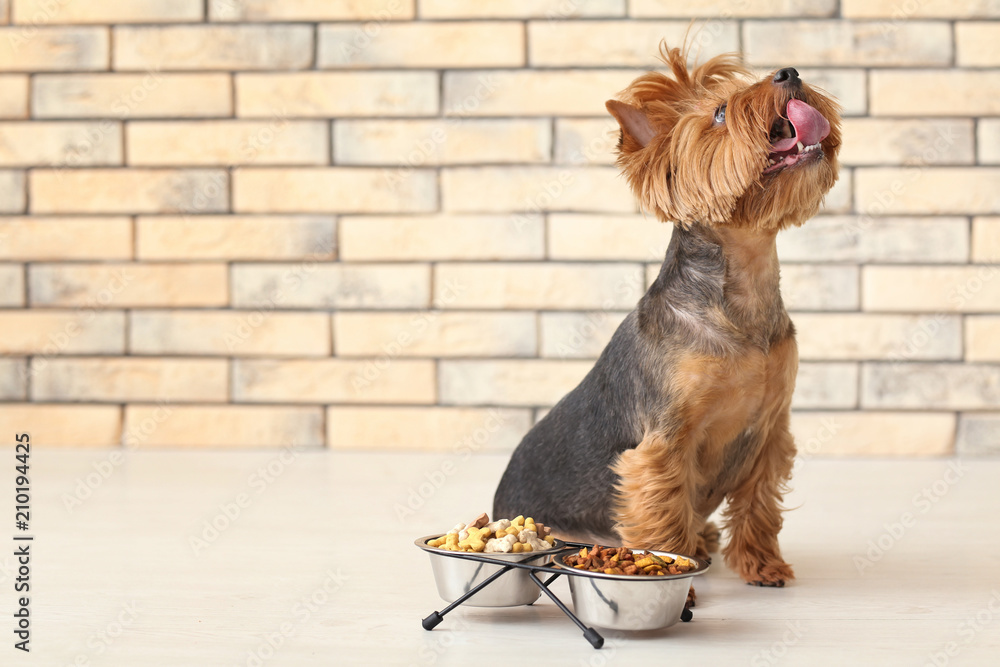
494,45,841,587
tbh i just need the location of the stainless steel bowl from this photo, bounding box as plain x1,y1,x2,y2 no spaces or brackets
555,549,710,630
415,534,566,607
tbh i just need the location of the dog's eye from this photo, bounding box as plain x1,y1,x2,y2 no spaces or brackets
714,104,727,125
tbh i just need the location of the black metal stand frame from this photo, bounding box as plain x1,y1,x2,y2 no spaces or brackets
420,541,693,649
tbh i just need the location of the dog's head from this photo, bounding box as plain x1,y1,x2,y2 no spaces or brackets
607,45,841,231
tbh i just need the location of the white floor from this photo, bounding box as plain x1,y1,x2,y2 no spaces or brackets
5,449,1000,666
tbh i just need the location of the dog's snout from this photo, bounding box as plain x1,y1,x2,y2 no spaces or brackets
772,67,800,85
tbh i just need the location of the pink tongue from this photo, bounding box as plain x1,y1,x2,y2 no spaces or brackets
771,99,831,152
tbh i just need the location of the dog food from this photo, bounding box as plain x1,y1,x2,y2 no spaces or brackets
426,513,556,553
562,545,696,576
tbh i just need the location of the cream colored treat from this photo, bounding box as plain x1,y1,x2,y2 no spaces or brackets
431,513,552,553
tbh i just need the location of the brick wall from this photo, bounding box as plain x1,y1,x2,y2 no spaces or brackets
0,0,997,455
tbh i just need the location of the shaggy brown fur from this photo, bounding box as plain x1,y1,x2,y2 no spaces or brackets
494,44,841,587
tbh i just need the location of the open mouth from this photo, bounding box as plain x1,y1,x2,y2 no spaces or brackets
764,99,831,174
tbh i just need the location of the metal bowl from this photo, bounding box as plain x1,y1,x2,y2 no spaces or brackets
554,549,710,631
415,534,566,607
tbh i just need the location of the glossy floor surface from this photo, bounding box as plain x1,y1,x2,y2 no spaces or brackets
5,450,1000,666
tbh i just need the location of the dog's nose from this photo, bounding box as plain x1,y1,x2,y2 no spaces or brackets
772,68,800,85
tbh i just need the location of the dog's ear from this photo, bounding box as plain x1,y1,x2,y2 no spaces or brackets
606,100,658,151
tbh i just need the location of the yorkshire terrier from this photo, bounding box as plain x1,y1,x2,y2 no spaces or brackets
494,45,841,587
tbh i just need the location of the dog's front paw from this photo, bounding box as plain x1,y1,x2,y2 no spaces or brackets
742,561,795,587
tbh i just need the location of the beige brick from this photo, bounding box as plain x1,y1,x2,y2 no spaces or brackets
0,404,121,447
548,214,671,260
114,25,312,71
30,263,228,308
13,0,202,23
0,262,22,306
820,167,852,214
796,69,867,117
435,263,645,310
0,170,24,212
319,22,522,68
840,119,974,166
957,414,1000,456
33,73,232,119
789,411,954,456
554,118,620,166
130,311,331,357
31,357,227,403
528,21,738,67
443,70,642,117
137,215,335,260
338,215,543,261
864,265,1000,313
0,75,27,118
870,71,1000,115
744,21,951,67
539,311,630,359
439,360,591,406
792,363,858,410
234,359,435,404
233,167,435,214
442,166,633,213
632,0,835,17
327,406,531,451
232,263,429,309
334,119,550,166
0,121,122,166
0,358,25,400
31,169,227,214
236,72,437,118
0,216,131,260
124,405,323,448
128,121,327,167
957,22,1000,66
420,0,623,18
211,0,414,21
972,217,1000,262
334,311,537,357
863,363,1000,410
842,0,1000,18
980,119,1000,164
0,27,107,71
782,265,859,311
778,216,970,264
793,313,961,361
966,316,1000,362
0,311,124,354
856,168,1000,215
